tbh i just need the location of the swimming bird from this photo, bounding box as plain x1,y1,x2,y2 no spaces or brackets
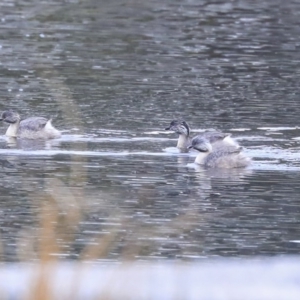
189,135,250,168
165,120,191,150
0,110,61,139
165,119,238,151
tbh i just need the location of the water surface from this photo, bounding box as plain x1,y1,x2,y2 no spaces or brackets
0,0,300,262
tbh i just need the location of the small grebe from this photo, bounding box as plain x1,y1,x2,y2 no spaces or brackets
189,136,251,168
0,110,61,139
165,119,238,151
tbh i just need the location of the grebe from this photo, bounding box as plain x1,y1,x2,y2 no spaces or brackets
189,136,251,168
165,119,238,151
0,110,61,139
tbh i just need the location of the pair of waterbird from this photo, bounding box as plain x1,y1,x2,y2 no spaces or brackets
165,120,251,168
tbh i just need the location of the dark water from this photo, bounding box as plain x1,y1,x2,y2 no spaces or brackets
0,0,300,262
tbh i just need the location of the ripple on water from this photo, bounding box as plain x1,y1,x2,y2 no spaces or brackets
1,0,300,262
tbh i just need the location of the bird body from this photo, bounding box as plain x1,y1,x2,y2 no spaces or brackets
190,136,250,168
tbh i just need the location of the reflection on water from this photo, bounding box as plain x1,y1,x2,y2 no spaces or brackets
0,0,300,262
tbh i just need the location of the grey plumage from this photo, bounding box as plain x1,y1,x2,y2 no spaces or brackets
190,136,251,168
197,131,232,144
19,117,49,132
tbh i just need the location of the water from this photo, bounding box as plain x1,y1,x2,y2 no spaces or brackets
0,0,300,262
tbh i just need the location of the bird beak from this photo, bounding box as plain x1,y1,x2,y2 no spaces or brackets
188,145,193,149
165,127,170,130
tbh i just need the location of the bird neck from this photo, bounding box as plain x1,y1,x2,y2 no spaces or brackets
5,122,20,137
177,134,189,149
195,151,209,165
